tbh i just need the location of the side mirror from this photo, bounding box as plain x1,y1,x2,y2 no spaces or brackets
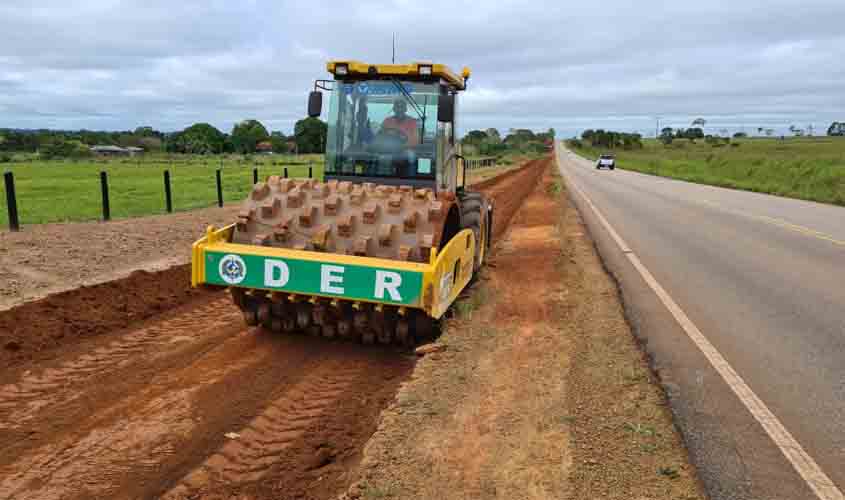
308,91,322,118
438,93,454,122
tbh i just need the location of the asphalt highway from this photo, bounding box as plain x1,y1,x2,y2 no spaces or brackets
557,145,844,500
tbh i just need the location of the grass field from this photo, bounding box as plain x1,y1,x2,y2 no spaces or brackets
0,150,543,226
1,155,324,225
573,136,845,206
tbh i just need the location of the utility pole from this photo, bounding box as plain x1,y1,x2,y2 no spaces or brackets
655,116,661,138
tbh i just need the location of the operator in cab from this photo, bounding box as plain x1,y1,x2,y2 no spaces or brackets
381,98,419,147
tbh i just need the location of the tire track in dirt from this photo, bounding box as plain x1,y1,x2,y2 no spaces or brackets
164,357,370,498
0,159,548,500
0,297,239,433
0,323,271,500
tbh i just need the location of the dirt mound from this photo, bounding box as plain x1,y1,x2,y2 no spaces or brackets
474,158,546,239
0,264,214,368
0,158,547,370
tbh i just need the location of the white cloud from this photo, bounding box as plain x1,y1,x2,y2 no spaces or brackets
1,0,844,137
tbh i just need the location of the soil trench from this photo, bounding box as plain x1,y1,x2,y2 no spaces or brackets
0,159,546,500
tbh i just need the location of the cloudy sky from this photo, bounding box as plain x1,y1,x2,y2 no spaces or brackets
2,0,845,137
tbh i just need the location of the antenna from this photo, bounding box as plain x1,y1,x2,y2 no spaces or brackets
392,33,396,63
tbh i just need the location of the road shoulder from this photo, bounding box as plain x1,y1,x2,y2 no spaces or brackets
341,165,705,499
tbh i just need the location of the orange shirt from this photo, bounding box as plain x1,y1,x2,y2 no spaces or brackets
382,116,419,147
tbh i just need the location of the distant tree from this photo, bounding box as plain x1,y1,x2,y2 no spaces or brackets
566,138,584,149
504,129,536,144
168,123,226,154
462,130,489,145
117,133,141,148
269,131,289,153
621,133,643,150
659,127,674,144
757,127,764,136
765,128,775,137
719,128,729,137
788,125,804,137
40,140,92,160
485,128,501,143
733,132,748,138
231,119,270,154
579,129,641,149
691,117,707,128
0,130,39,152
687,127,705,139
138,136,163,151
133,126,161,138
827,122,844,136
294,117,328,154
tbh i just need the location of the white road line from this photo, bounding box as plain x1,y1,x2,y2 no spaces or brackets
567,151,845,248
556,145,844,500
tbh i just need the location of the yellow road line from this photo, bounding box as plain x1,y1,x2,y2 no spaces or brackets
556,144,844,500
698,200,845,247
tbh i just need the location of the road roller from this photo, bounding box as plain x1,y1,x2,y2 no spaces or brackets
191,60,492,346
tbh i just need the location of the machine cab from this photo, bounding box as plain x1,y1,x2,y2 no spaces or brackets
308,61,470,193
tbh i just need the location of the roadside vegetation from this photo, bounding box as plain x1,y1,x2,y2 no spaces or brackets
1,123,550,225
0,117,326,158
0,155,323,224
569,135,845,206
461,127,555,158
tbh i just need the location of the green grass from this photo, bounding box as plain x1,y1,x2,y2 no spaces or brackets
1,154,324,224
0,145,545,226
572,137,845,206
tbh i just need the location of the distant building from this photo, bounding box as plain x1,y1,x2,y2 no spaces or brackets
256,141,273,154
90,145,144,157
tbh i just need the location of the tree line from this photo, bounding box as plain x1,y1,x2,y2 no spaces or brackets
577,129,644,149
461,128,556,156
0,117,327,159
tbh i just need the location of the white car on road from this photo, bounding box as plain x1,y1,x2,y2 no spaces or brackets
596,154,616,170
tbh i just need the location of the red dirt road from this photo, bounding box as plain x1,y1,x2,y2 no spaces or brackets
0,160,546,500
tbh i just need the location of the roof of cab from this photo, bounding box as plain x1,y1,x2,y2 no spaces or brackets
326,61,469,90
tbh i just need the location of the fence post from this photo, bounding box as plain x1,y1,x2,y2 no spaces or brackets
164,170,173,213
253,167,258,184
100,171,111,221
4,172,20,231
308,163,313,179
284,167,288,179
216,169,223,207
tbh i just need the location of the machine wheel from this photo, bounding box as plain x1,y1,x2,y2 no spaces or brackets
459,192,489,272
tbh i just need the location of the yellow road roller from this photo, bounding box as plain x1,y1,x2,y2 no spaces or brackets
191,61,492,345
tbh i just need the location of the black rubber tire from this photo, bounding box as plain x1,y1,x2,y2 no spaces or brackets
460,192,487,272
